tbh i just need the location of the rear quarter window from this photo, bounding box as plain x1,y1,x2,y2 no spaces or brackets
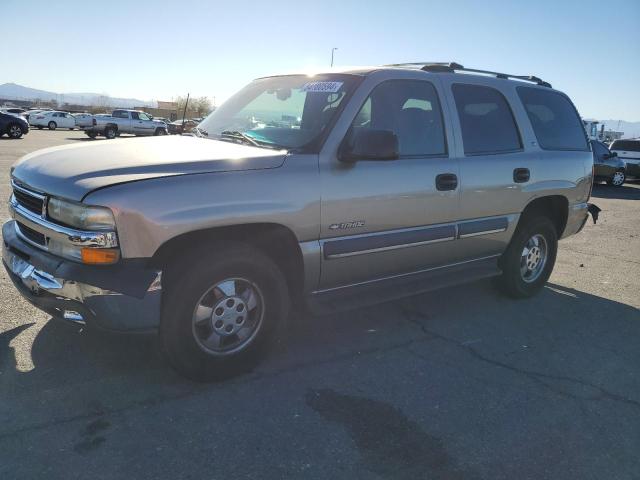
517,87,588,151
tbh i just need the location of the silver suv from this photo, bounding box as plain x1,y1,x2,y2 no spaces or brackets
3,63,597,379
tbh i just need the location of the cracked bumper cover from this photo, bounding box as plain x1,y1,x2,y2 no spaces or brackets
2,220,161,332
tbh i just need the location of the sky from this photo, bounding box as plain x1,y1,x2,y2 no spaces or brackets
3,0,639,120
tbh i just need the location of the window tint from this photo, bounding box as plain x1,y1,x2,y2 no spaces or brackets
131,111,140,120
113,110,128,119
610,140,640,152
517,87,588,151
351,80,446,157
452,84,521,154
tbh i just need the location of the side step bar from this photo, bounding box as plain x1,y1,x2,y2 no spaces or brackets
307,256,501,315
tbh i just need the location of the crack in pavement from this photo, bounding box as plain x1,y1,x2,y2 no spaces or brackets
394,299,640,410
0,330,437,441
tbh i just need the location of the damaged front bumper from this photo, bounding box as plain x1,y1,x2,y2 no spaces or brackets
2,220,162,332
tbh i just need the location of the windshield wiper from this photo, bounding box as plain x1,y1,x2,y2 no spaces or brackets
220,130,260,147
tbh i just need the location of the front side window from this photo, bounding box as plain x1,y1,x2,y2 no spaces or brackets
197,74,359,151
131,112,140,120
139,112,151,121
452,84,522,155
517,87,588,151
350,80,446,157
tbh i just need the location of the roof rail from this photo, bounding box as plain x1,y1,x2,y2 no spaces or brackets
385,62,552,88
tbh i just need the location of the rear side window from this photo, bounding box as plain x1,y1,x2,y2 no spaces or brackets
452,84,522,155
517,87,588,151
610,140,640,152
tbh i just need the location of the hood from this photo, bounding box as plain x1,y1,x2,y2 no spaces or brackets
12,135,287,201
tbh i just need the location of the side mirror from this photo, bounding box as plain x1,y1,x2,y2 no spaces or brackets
339,128,399,162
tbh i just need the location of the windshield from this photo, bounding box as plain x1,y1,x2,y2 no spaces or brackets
197,74,359,150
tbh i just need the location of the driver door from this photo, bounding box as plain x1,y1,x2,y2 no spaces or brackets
319,78,461,290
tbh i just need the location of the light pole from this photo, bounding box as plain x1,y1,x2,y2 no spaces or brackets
331,47,338,67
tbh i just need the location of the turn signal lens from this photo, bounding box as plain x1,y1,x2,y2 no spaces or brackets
81,248,120,265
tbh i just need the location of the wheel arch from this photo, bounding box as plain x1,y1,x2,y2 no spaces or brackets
518,195,569,237
149,222,305,301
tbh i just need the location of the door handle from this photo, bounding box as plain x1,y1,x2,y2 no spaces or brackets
436,173,458,191
513,168,530,183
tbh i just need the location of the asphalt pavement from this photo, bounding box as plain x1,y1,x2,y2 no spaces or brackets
1,130,639,479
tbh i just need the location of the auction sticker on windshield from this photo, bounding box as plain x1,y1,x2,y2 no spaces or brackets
300,81,344,93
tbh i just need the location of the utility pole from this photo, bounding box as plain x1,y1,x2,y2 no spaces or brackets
182,93,189,128
331,47,338,67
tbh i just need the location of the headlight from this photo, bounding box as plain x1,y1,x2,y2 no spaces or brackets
48,197,116,230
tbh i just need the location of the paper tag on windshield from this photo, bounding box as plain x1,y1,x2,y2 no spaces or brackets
300,81,344,93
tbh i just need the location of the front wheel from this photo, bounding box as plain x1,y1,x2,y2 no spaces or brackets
154,128,167,136
48,121,57,130
8,124,23,139
160,244,289,381
608,170,626,187
496,216,558,298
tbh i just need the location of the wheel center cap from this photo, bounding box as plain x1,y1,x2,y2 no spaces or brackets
212,296,247,336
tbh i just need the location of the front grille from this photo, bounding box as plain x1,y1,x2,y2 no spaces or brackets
13,188,44,216
16,222,46,246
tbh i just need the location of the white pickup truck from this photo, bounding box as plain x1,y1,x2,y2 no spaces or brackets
82,109,168,139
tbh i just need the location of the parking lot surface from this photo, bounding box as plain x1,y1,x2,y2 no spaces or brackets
1,130,639,479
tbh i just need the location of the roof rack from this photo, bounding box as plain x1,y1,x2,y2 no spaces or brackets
384,62,552,88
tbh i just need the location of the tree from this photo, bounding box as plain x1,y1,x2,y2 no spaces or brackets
174,95,213,117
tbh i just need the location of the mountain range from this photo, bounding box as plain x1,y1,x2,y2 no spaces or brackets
0,83,155,108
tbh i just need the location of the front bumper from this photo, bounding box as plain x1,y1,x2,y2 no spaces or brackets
2,220,162,332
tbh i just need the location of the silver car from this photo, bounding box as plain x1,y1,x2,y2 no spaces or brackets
3,62,597,380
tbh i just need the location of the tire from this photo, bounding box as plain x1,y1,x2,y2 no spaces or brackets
496,216,558,298
607,170,625,187
7,124,23,139
86,131,97,139
160,243,289,381
104,126,117,139
48,121,57,130
154,128,167,136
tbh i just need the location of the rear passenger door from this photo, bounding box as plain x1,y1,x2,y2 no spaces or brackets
442,80,532,260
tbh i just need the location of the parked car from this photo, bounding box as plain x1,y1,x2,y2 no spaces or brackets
0,111,29,138
82,109,168,139
4,62,598,380
609,139,640,180
0,107,26,116
30,111,76,130
168,119,198,135
591,140,626,186
72,113,94,129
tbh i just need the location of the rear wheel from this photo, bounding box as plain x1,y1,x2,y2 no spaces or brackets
8,124,23,139
86,131,97,139
608,170,625,187
104,126,117,139
160,244,289,381
496,216,557,298
48,121,57,130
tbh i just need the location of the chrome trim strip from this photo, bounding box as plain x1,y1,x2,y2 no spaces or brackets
9,198,118,249
459,228,507,239
325,236,455,259
312,254,501,294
